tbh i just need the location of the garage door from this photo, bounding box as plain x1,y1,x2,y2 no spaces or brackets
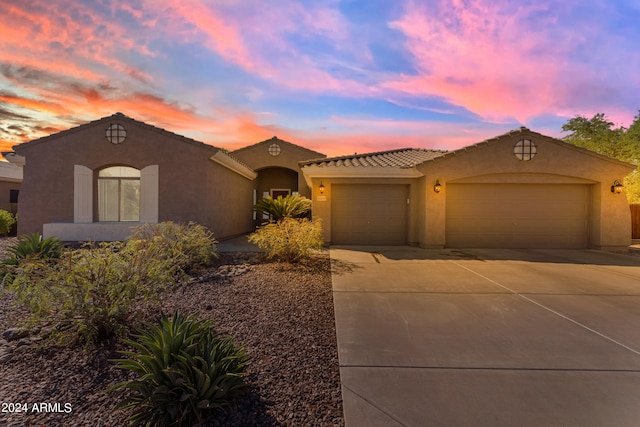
446,184,589,248
332,184,408,245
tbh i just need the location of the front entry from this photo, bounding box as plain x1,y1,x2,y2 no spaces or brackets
271,189,291,199
254,167,299,226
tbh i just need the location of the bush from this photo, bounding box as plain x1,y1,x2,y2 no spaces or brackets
128,221,218,273
3,221,219,344
6,240,179,345
253,194,312,221
111,311,249,427
0,209,16,236
248,217,323,263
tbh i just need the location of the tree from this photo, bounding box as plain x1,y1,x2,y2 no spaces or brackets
562,111,640,203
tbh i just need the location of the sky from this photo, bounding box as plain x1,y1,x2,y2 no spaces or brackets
0,0,639,157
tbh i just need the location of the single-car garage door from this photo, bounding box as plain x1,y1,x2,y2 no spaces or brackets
332,184,408,245
446,183,590,248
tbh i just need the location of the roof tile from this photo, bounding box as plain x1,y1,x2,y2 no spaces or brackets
301,148,447,168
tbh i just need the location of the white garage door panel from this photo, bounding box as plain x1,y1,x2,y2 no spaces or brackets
332,184,408,245
446,184,589,248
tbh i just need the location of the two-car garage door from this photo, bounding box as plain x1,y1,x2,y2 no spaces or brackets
446,183,590,248
332,184,408,245
330,183,590,248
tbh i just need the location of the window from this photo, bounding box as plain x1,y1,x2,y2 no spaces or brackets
98,166,140,221
268,143,281,156
9,189,19,204
105,123,127,144
271,188,291,199
514,139,537,161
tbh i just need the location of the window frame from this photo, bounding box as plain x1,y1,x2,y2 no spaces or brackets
98,166,141,222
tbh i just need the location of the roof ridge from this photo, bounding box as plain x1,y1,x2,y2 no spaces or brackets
422,126,635,168
231,135,326,157
13,112,223,153
304,147,441,164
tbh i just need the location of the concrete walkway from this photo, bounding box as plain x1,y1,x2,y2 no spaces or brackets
330,246,640,427
216,234,262,252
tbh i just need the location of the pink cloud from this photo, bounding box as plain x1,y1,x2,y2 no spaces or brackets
150,0,257,72
148,0,370,95
0,1,153,83
385,0,577,123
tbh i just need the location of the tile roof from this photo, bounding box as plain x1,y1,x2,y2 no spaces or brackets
301,148,448,168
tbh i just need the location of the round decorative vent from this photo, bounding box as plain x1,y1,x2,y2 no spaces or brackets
105,123,127,144
514,139,536,161
268,143,281,156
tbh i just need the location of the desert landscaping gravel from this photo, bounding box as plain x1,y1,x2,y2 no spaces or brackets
0,239,344,426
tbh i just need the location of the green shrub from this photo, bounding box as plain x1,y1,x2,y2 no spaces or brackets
111,311,249,427
128,221,218,273
6,240,179,345
3,222,218,344
248,217,323,262
0,210,16,236
253,194,312,222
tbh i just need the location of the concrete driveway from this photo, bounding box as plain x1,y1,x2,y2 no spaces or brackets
330,246,640,427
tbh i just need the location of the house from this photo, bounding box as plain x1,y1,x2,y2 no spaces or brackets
9,113,257,241
7,115,634,250
301,127,634,251
0,161,22,214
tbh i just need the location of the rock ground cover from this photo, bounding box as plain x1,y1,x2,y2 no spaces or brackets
0,239,343,426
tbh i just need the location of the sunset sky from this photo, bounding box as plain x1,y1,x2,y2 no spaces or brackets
1,0,638,157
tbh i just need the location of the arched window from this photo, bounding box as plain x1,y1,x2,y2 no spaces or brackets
98,166,140,221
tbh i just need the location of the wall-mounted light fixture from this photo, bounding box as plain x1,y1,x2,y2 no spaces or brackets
611,180,624,194
319,181,325,194
434,180,442,193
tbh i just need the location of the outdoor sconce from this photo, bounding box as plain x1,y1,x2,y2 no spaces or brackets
611,180,624,194
319,181,325,194
433,180,442,193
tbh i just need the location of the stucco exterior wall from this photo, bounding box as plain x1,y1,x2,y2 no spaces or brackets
15,116,254,239
203,158,254,240
232,138,325,199
0,180,20,214
417,131,633,250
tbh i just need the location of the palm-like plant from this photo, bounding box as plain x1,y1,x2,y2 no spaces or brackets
1,233,64,285
4,233,63,263
253,194,311,221
111,311,249,427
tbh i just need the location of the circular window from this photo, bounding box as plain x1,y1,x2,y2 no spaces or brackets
268,143,281,156
106,123,127,144
514,139,537,161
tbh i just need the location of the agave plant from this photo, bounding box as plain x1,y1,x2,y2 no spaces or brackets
3,233,63,263
111,311,249,427
1,233,64,285
253,194,311,222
